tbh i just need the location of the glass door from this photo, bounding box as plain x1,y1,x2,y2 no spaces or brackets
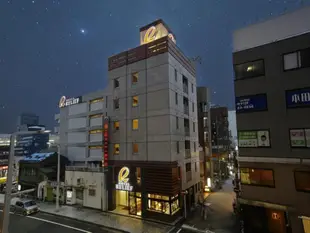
129,192,142,216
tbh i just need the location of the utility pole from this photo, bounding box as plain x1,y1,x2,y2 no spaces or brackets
1,130,48,233
55,145,61,212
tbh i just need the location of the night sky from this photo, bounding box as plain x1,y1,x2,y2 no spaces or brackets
1,0,309,133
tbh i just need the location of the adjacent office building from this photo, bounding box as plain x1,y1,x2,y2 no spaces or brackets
197,87,212,190
58,19,200,221
233,6,310,233
17,113,39,131
210,106,230,178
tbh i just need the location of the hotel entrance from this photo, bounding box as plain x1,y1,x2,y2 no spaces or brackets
115,190,142,216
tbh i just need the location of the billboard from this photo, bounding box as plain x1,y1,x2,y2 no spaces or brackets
286,87,310,108
236,94,268,113
238,130,270,148
290,129,310,148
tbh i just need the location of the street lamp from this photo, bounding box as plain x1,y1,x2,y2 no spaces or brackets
0,130,50,233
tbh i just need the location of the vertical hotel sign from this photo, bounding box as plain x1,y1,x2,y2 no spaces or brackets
140,19,176,45
102,117,109,167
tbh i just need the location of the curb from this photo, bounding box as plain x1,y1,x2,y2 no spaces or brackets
40,210,130,233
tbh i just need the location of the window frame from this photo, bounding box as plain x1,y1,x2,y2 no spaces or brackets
132,72,138,85
234,59,265,80
114,78,120,88
239,167,275,188
114,99,120,110
282,47,310,72
132,143,139,154
294,171,310,193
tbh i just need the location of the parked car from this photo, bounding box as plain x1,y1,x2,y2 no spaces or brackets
11,199,39,216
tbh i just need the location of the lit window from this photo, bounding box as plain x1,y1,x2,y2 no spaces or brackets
90,98,103,104
89,129,103,134
240,168,274,187
114,144,120,155
132,72,138,84
234,60,265,79
132,119,139,130
114,99,119,110
132,96,139,107
133,143,139,154
89,146,103,149
114,79,120,88
114,121,119,130
89,114,103,119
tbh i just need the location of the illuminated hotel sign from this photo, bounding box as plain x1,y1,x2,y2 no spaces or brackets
59,96,82,108
115,167,133,191
102,117,109,167
140,20,176,45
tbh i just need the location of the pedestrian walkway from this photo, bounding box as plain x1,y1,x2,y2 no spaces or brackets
0,194,173,233
183,178,238,233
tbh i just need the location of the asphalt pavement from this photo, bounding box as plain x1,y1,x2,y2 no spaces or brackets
4,211,122,233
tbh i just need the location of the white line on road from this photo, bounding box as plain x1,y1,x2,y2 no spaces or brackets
27,215,92,233
0,209,92,233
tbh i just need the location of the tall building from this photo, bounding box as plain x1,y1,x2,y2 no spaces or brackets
228,110,237,148
210,106,230,178
197,87,212,189
233,6,310,233
17,113,39,131
58,19,200,221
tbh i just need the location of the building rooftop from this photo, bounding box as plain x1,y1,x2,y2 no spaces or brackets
233,6,310,52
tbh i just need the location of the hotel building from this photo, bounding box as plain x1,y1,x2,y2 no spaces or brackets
58,19,200,221
233,6,310,233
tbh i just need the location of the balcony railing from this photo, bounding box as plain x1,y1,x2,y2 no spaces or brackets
185,149,191,159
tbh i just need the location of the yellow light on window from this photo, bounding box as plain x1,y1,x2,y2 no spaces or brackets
132,119,139,130
90,98,104,104
132,72,138,84
133,143,139,154
247,66,254,72
89,129,103,134
114,121,120,130
114,144,120,155
132,96,139,107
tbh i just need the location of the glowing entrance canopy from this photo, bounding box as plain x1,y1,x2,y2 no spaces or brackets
140,19,176,45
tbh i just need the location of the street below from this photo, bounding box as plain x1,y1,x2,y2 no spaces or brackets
4,211,121,233
183,177,238,233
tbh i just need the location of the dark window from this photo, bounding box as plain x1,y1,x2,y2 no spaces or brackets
234,60,265,79
294,171,310,192
240,168,274,187
176,141,180,153
300,48,310,68
114,99,119,110
191,83,194,93
185,163,191,172
192,102,195,112
174,69,177,81
114,79,119,88
176,117,179,129
175,92,178,105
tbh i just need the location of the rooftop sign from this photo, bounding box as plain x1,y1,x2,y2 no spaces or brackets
140,19,176,45
59,96,82,108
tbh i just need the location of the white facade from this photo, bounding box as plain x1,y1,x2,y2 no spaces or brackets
233,6,310,52
65,167,107,210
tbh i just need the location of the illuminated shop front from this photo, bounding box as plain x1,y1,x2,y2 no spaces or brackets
107,164,181,222
0,165,8,185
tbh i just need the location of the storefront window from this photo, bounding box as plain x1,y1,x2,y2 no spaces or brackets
136,167,141,185
147,193,180,215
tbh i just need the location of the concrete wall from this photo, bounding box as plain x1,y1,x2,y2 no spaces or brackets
65,170,106,210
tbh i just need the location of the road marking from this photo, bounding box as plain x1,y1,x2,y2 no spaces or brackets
27,216,92,233
0,209,92,233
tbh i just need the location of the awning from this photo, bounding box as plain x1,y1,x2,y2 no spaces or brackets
238,198,294,211
299,216,310,233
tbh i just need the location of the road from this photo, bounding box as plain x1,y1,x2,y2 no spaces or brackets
3,211,121,233
183,178,238,233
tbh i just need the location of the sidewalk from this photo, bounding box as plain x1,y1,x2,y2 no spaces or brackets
0,194,173,233
183,178,238,233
